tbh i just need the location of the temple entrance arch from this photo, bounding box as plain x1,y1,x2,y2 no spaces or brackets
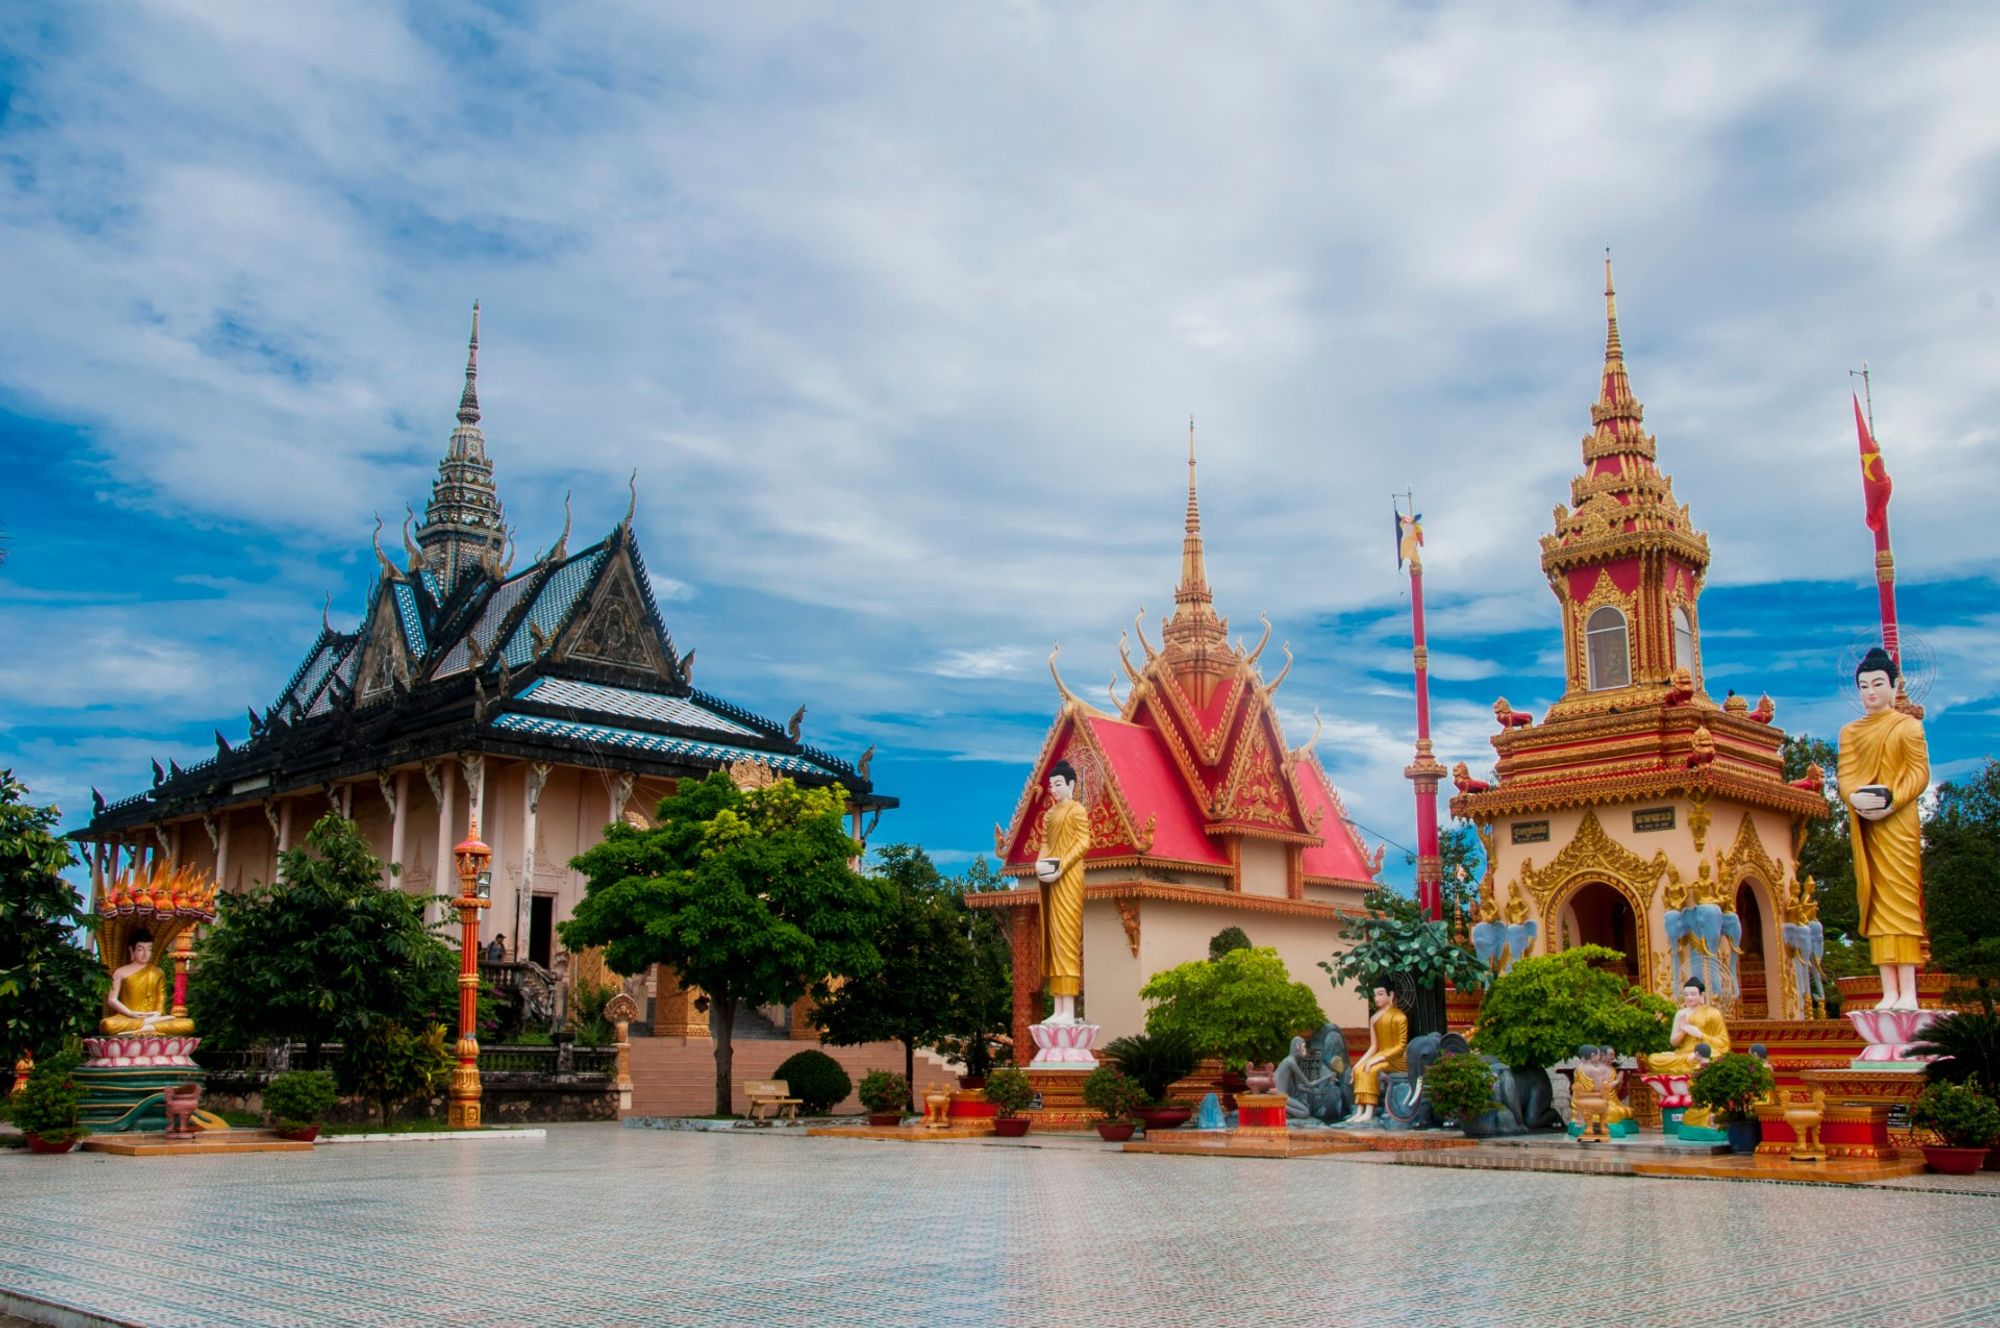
1553,880,1641,983
1732,878,1781,1018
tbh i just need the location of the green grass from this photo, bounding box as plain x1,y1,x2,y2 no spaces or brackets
322,1118,460,1135
220,1110,265,1128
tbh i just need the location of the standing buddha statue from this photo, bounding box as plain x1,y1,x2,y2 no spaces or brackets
1837,646,1931,1011
1033,759,1091,1026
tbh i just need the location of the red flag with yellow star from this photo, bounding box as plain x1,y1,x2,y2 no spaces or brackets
1855,393,1892,534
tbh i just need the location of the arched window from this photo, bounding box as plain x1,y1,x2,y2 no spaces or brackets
1586,606,1630,690
1673,605,1696,677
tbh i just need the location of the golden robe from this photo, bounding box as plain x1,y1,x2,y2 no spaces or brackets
100,964,195,1035
1036,797,1090,999
1837,707,1930,966
1644,1003,1729,1075
1352,1007,1409,1106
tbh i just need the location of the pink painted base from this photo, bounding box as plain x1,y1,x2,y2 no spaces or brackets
1028,1021,1100,1068
1847,1009,1941,1063
1640,1074,1692,1109
82,1035,201,1068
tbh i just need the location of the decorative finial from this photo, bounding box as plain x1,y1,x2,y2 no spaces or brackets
402,504,424,574
623,469,638,529
372,514,400,582
459,300,481,426
1048,643,1082,706
549,492,572,563
1603,248,1622,363
322,591,333,632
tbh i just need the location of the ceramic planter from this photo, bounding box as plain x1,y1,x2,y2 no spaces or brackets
1985,1144,2000,1171
24,1134,81,1155
865,1112,903,1128
1920,1144,1989,1176
1094,1120,1136,1142
274,1126,321,1143
1725,1119,1761,1154
1133,1106,1192,1132
993,1117,1031,1137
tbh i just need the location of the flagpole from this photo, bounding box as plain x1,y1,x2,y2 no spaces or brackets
1849,369,1901,667
1397,494,1444,922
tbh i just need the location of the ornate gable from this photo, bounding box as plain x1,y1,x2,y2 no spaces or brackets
557,546,674,679
995,704,1157,867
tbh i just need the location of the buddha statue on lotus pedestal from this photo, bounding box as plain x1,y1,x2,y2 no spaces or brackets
100,934,196,1037
1029,760,1098,1068
1838,647,1931,1013
1645,978,1730,1076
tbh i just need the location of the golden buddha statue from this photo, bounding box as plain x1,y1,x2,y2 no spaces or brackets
1837,647,1931,1010
1345,986,1408,1124
1593,1047,1632,1128
1644,977,1728,1075
1663,868,1690,912
1570,1047,1611,1144
1033,759,1091,1025
100,933,195,1036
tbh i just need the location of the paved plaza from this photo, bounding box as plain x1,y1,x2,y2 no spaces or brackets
3,1125,1999,1327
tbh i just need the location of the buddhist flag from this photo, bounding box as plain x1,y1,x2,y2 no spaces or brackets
1855,393,1893,534
1395,508,1423,570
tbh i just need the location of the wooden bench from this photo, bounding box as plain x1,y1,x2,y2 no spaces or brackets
745,1079,803,1121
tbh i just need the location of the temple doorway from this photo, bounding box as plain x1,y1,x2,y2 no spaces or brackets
1734,882,1769,1017
529,894,555,969
1561,881,1639,981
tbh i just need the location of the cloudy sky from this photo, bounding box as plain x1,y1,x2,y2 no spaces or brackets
3,2,1997,885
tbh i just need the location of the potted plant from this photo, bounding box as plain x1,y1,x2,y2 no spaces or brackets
1081,1065,1147,1142
857,1069,908,1127
263,1068,339,1142
1139,947,1324,1106
1907,1009,2000,1169
1423,1051,1501,1134
983,1066,1034,1137
12,1052,88,1154
1690,1052,1776,1154
1909,1082,2000,1175
1104,1030,1198,1131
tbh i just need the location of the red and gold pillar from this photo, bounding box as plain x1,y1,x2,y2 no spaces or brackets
450,824,492,1130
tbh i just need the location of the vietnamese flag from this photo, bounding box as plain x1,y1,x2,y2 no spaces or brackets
1855,393,1893,533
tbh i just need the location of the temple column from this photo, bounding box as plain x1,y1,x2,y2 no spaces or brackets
215,812,232,893
521,763,550,960
652,968,712,1039
385,769,408,888
89,839,105,904
430,758,456,928
1008,904,1042,1064
460,753,490,944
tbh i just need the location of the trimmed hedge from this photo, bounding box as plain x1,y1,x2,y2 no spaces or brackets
773,1050,853,1115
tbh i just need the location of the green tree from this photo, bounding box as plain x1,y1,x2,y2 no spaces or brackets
1924,759,2000,987
1321,888,1490,1038
1783,733,1857,940
192,814,457,1078
1471,945,1673,1069
0,772,107,1063
338,1021,452,1127
1140,946,1325,1066
1439,825,1483,940
563,774,890,1115
817,844,985,1108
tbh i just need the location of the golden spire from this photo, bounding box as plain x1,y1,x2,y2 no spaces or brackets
1161,416,1230,667
1588,250,1646,440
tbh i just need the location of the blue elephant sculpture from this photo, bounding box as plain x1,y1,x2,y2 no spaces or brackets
1783,918,1825,1016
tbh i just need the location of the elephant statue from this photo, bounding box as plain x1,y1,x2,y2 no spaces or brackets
1716,910,1744,1004
1383,1032,1467,1130
1663,907,1692,991
1503,919,1538,972
1685,901,1726,996
1471,918,1507,973
1277,1023,1354,1125
1783,918,1826,1017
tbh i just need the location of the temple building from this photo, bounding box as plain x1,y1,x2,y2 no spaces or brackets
73,307,893,1007
1449,264,1825,1018
968,442,1384,1051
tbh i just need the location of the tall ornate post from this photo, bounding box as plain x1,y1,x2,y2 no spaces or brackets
1397,503,1445,921
450,822,492,1130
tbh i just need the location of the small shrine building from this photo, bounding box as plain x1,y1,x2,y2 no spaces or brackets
967,446,1384,1050
1449,265,1826,1018
72,308,893,1033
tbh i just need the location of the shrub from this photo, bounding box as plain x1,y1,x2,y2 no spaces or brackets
571,977,620,1048
1080,1065,1147,1122
263,1069,338,1131
1141,947,1325,1065
1910,1082,2000,1148
1909,1010,2000,1093
773,1050,852,1115
981,1066,1034,1118
11,1049,86,1144
1424,1052,1498,1127
1103,1029,1198,1105
1208,926,1252,960
1471,946,1674,1069
336,1022,451,1127
856,1069,907,1115
1689,1052,1775,1122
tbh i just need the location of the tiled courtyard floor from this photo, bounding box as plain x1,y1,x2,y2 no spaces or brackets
3,1123,1999,1327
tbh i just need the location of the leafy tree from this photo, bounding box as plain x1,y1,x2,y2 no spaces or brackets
1470,946,1673,1069
563,774,890,1115
1208,926,1252,960
0,772,107,1061
1439,825,1483,940
1909,1010,2000,1093
192,814,457,1074
955,855,1005,892
1924,760,2000,989
1140,946,1325,1066
1783,733,1857,940
1321,888,1490,1038
817,844,985,1108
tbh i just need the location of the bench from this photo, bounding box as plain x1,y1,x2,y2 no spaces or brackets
745,1079,803,1121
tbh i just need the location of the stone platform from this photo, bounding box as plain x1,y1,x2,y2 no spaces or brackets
81,1129,313,1158
805,1123,998,1142
1629,1153,1929,1185
1124,1132,1382,1159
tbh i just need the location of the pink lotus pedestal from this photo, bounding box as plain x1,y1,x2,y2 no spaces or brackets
1846,1009,1941,1065
1028,1021,1100,1069
81,1036,201,1068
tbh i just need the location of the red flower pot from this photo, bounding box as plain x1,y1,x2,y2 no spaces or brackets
24,1134,81,1155
1095,1121,1136,1142
275,1126,321,1143
1133,1106,1192,1133
1920,1144,1989,1176
957,1074,987,1091
1985,1145,2000,1172
993,1117,1031,1137
865,1112,903,1128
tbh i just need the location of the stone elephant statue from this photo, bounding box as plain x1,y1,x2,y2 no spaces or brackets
1717,910,1744,1003
1471,919,1538,976
1384,1032,1469,1130
1683,902,1727,995
1783,918,1825,1016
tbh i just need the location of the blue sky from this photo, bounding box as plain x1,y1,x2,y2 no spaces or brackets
2,3,1998,890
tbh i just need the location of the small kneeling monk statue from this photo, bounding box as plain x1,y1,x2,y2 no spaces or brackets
1344,986,1407,1125
100,932,195,1036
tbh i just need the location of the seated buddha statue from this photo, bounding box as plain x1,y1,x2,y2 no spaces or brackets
1644,977,1728,1075
1344,986,1408,1125
1592,1046,1632,1129
100,934,195,1036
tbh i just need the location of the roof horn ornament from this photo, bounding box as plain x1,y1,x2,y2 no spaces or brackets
372,515,403,583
